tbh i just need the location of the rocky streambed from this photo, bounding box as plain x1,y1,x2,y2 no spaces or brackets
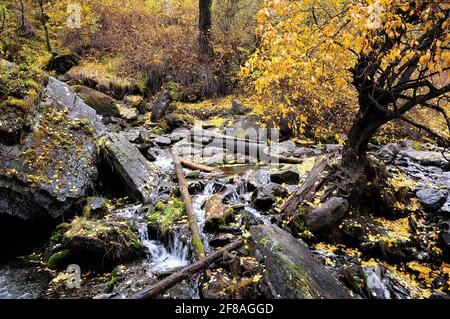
1,59,450,299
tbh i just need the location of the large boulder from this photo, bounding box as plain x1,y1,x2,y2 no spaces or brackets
250,225,351,299
72,85,120,117
0,77,105,255
47,217,145,271
98,132,172,203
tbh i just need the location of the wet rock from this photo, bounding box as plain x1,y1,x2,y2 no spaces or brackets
154,135,172,147
151,90,171,122
251,184,288,211
440,221,450,254
273,141,297,157
398,149,450,168
250,225,351,299
231,99,250,115
72,85,120,117
374,143,401,162
98,133,171,203
0,77,104,254
83,197,109,219
47,53,79,74
57,217,146,271
305,197,349,232
416,189,447,210
440,198,450,215
270,167,300,185
209,233,236,248
246,169,270,191
204,195,235,232
165,113,187,130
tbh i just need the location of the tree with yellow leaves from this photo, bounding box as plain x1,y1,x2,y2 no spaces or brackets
245,0,450,232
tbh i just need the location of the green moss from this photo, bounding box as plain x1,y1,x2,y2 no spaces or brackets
4,97,29,112
50,232,63,243
193,236,205,255
148,199,185,234
164,82,183,102
204,208,236,231
107,267,121,289
47,250,71,270
412,141,426,151
136,77,147,95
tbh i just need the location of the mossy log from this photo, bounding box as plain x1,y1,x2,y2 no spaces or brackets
171,146,205,259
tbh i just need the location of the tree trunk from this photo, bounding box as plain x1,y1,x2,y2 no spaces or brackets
19,0,25,31
38,0,52,52
198,0,218,97
282,103,391,231
199,0,213,60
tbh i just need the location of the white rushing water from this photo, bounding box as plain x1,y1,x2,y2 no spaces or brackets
116,205,190,274
138,224,189,273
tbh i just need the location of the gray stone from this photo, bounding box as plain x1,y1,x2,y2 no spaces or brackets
416,189,448,210
306,197,349,232
251,184,288,211
247,169,270,191
0,77,104,221
250,225,351,299
270,167,300,185
72,85,120,117
398,149,450,168
98,133,171,203
154,135,172,147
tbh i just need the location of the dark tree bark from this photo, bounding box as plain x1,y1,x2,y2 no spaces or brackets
198,0,218,97
18,0,25,31
199,0,213,60
37,0,52,52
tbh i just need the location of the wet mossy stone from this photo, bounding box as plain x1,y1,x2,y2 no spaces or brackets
72,85,120,117
250,224,351,299
47,250,71,270
61,217,146,271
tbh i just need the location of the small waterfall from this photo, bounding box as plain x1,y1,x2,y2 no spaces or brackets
138,224,189,273
116,205,189,274
192,181,216,254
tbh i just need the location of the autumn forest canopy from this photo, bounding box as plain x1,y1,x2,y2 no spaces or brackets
0,0,450,301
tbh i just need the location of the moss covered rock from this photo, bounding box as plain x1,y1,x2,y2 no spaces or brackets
60,217,145,271
72,85,120,117
250,224,352,299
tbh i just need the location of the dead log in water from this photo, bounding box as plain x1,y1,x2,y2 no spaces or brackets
187,128,304,165
130,239,244,299
171,147,206,259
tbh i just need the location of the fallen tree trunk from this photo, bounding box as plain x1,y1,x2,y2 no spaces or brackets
282,154,338,218
131,239,244,299
171,147,205,259
189,128,304,165
179,158,218,173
